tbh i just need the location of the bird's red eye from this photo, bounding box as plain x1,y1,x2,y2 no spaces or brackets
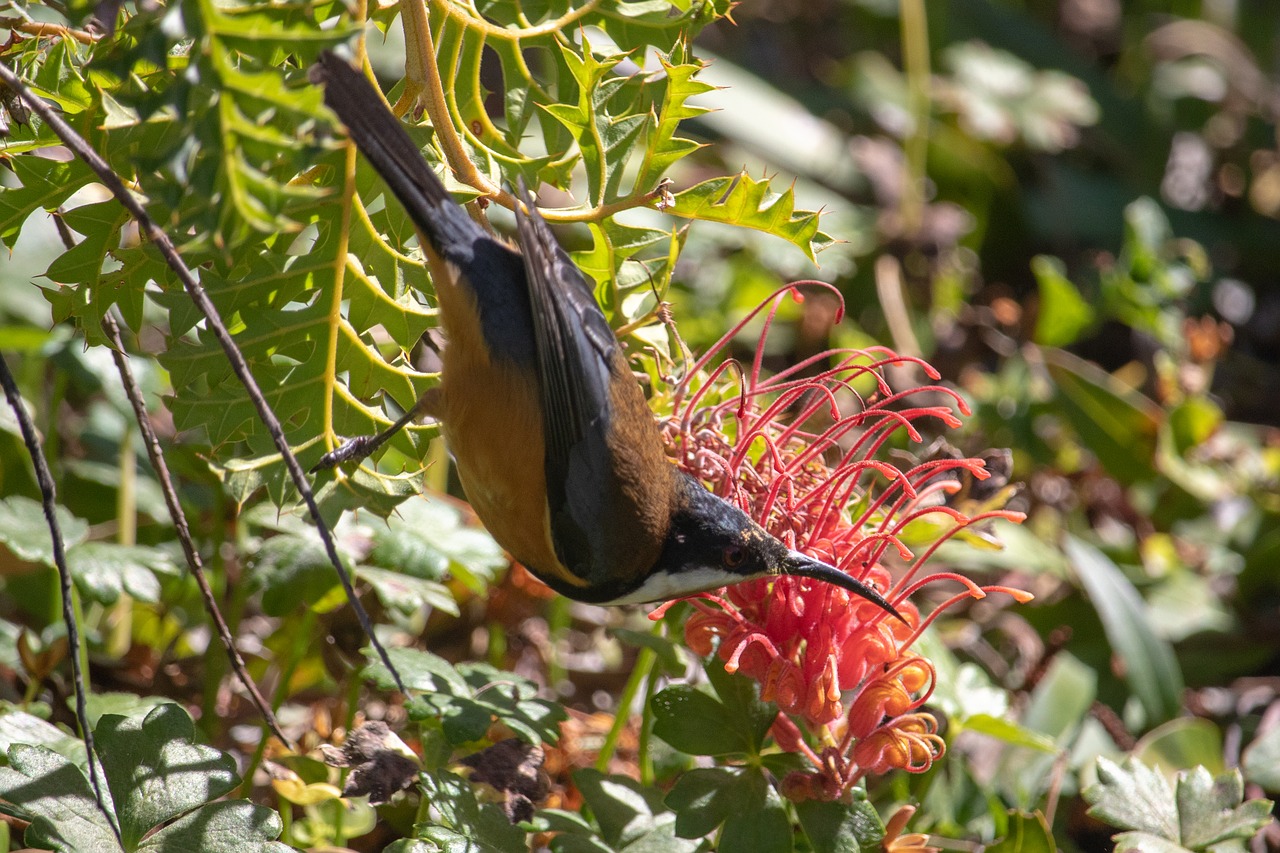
723,545,746,568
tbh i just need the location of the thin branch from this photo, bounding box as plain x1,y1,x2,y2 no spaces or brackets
0,354,121,845
430,0,603,42
0,18,98,45
100,313,295,751
0,60,409,697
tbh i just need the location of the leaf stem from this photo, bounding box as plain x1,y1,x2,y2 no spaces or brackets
899,0,931,239
595,643,658,773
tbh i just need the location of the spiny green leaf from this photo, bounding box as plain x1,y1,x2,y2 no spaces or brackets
635,50,715,189
669,171,834,262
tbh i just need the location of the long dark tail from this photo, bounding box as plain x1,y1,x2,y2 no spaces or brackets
309,51,483,261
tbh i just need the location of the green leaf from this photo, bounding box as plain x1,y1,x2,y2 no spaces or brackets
0,705,288,853
1066,536,1184,725
95,705,239,849
66,542,179,605
1086,757,1274,852
718,770,791,853
1176,766,1273,849
1166,397,1223,457
961,714,1059,754
1043,348,1161,485
665,767,746,838
0,743,122,852
362,650,564,746
359,565,459,618
570,769,698,852
634,50,715,189
0,496,90,564
651,685,754,757
1031,255,1094,346
1242,725,1280,791
137,800,291,853
415,769,528,853
0,155,94,249
669,170,834,262
1085,756,1179,840
1135,718,1225,779
249,532,345,617
367,495,507,595
795,796,885,853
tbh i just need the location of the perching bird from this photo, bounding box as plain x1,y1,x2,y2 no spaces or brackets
310,52,900,614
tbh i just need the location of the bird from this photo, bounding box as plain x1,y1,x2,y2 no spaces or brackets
309,51,900,616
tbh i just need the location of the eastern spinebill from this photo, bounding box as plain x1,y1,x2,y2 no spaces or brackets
310,52,900,617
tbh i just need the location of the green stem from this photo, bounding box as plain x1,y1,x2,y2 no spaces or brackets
899,0,931,239
595,644,657,773
239,609,318,797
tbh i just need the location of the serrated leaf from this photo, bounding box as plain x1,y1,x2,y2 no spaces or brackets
1176,767,1273,849
0,743,122,852
635,51,715,189
669,171,834,261
0,705,288,853
1085,756,1179,840
0,155,94,249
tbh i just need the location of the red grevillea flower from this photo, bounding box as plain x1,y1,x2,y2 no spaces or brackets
650,284,1031,800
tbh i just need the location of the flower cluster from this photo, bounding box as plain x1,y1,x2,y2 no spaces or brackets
653,284,1030,800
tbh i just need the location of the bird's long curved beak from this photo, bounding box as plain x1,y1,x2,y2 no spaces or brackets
782,550,906,623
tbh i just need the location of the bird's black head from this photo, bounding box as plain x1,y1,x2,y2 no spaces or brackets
608,472,901,620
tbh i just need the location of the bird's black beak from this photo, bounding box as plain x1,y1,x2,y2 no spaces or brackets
780,550,906,624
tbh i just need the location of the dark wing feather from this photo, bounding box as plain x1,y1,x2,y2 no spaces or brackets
513,192,621,578
312,52,534,365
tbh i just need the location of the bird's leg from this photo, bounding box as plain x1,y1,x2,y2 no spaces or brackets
311,388,442,472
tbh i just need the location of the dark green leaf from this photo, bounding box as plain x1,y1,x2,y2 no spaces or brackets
1066,536,1183,724
795,797,885,853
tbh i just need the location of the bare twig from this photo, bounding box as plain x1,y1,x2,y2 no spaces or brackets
0,60,408,696
0,354,122,845
100,313,295,750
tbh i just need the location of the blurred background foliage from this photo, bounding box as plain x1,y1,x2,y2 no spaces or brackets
1,0,1279,850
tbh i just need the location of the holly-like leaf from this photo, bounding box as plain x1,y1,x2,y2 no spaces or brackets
669,171,835,262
